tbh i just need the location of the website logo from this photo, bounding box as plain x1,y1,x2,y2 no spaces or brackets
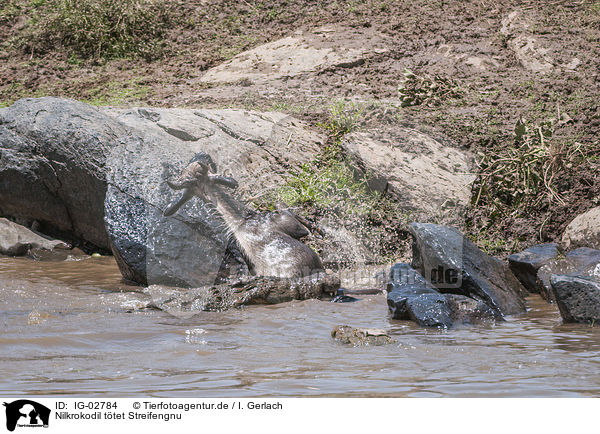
3,400,50,432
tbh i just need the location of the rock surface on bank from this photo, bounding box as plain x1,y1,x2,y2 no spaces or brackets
562,206,600,250
342,128,475,228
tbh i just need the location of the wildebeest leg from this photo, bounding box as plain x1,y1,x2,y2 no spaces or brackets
164,188,193,216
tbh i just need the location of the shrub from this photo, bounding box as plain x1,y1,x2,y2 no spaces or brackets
398,68,462,107
472,115,588,217
16,0,177,60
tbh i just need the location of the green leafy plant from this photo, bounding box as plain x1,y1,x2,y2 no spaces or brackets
320,99,365,140
472,114,584,214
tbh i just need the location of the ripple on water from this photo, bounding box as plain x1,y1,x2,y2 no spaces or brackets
1,256,600,396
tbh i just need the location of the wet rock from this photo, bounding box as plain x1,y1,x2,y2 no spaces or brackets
145,273,340,317
445,294,498,325
103,107,324,286
387,263,499,328
550,275,600,324
331,325,395,346
536,248,600,301
508,243,560,293
387,263,454,328
0,218,69,257
0,97,128,250
342,128,475,228
1,98,326,286
409,223,527,316
199,27,388,84
562,206,600,250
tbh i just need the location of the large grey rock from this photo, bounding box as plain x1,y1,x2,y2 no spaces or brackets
536,248,600,301
342,128,475,228
199,27,388,84
550,275,600,324
102,107,324,286
562,207,600,250
386,263,498,328
0,98,326,287
508,243,559,293
0,97,128,250
101,107,323,202
0,218,68,256
409,223,527,316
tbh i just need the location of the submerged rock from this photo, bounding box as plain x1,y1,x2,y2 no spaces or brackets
409,223,527,316
331,325,395,346
331,288,360,303
550,275,600,324
445,294,498,325
508,243,560,293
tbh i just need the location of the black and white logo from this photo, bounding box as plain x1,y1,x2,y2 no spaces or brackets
3,400,50,432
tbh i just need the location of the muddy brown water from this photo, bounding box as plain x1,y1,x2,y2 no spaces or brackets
1,255,599,397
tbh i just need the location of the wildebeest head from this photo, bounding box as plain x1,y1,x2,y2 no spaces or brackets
164,160,238,216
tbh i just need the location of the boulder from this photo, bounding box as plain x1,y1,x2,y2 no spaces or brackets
0,97,128,250
0,218,69,257
199,27,388,84
102,107,324,286
536,248,600,301
387,263,498,328
508,243,559,293
409,223,527,316
341,128,475,228
562,206,600,250
331,325,395,346
387,263,454,328
1,98,326,287
550,275,600,324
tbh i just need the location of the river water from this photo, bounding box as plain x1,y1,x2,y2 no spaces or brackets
1,255,599,397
